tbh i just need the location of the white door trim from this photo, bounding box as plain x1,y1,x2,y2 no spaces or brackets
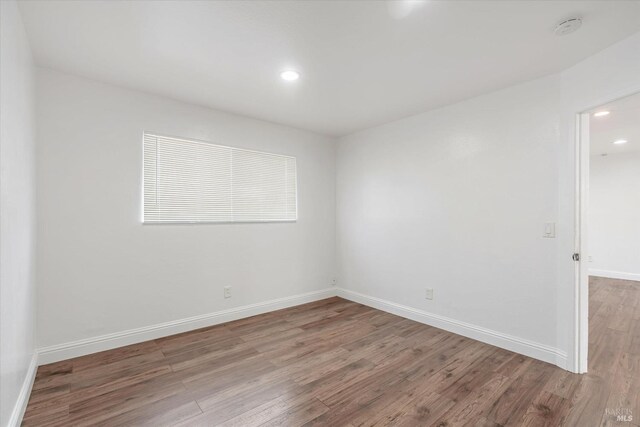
574,111,590,374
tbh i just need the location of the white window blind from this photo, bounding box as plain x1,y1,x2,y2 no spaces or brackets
143,134,297,223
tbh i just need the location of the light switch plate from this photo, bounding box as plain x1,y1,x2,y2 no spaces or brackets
543,222,555,238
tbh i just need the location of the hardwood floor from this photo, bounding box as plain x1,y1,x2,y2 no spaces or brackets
23,277,640,426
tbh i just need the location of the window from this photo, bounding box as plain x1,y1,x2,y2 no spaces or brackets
143,133,297,223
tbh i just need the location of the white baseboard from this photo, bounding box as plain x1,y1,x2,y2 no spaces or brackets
37,286,569,372
38,288,336,365
8,352,38,427
336,287,568,370
589,269,640,282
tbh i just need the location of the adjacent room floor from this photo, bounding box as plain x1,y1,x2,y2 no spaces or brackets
22,277,639,426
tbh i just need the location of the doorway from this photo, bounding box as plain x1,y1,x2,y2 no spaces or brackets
575,91,640,380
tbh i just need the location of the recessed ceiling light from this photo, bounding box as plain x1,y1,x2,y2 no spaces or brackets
613,139,628,145
280,70,300,81
593,111,610,117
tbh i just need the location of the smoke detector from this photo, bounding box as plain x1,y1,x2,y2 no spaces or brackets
555,18,582,36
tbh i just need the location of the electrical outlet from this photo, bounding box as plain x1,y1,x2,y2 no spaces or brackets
425,288,434,300
588,256,593,263
331,279,337,286
224,286,231,299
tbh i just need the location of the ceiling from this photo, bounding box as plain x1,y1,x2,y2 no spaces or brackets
590,92,640,157
18,1,640,137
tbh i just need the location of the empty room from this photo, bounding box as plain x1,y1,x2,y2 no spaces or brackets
1,1,640,426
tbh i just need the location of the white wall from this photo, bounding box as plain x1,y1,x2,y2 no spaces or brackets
336,31,640,373
336,75,563,363
589,152,640,280
0,1,38,425
36,69,336,351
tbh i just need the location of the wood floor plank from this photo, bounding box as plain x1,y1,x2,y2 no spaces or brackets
71,341,163,372
519,391,571,427
432,372,513,427
22,277,640,426
601,372,636,427
540,368,583,400
627,318,640,355
484,359,555,426
68,350,167,388
156,324,234,356
564,374,611,427
164,338,253,371
370,390,455,426
589,329,626,377
69,363,174,406
91,394,202,427
195,380,301,424
21,402,69,427
215,390,321,427
31,361,72,392
259,398,330,427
